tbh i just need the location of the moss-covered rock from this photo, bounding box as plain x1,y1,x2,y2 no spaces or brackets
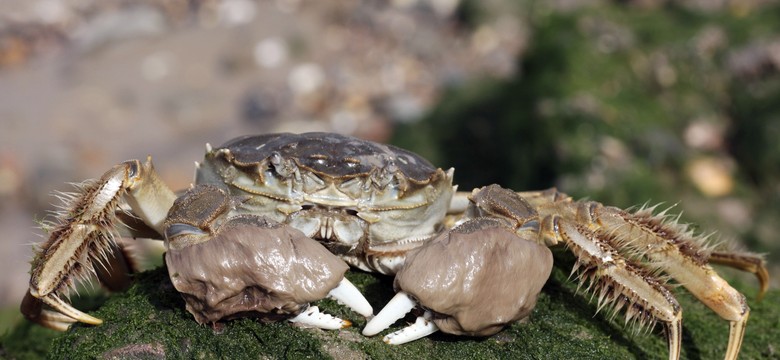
3,257,777,360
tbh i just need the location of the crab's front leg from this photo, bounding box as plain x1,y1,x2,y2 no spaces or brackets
363,190,553,344
163,185,373,330
22,157,176,330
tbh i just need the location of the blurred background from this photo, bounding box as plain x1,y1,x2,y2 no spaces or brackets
0,0,778,337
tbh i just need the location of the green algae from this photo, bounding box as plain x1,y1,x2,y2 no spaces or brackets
3,258,776,360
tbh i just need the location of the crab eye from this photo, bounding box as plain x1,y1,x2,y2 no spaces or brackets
127,160,140,178
165,223,208,241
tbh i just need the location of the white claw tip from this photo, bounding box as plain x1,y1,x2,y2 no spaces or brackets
328,278,374,318
288,306,350,330
363,291,416,337
382,311,439,345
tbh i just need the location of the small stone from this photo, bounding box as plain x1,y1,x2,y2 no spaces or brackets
686,156,735,197
288,63,326,95
254,37,288,69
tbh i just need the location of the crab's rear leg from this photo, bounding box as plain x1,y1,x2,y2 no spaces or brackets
588,204,753,360
549,219,683,360
524,189,762,360
24,157,176,330
708,251,769,301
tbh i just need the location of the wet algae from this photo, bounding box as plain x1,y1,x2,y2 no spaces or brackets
4,258,777,360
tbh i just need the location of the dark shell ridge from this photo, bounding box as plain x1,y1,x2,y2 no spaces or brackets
218,132,439,182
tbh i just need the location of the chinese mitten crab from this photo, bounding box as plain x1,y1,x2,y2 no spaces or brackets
22,132,768,360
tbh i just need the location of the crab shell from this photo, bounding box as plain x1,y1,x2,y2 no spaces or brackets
195,132,455,274
164,185,350,324
394,217,553,336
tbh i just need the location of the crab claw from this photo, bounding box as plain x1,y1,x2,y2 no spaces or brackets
328,278,374,318
164,185,373,330
364,217,552,343
362,291,416,337
363,291,439,344
382,311,439,345
289,277,374,329
289,306,351,329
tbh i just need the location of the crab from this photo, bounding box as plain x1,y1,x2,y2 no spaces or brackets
22,132,768,360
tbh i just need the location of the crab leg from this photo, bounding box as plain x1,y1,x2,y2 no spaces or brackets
525,188,760,360
543,217,683,360
448,191,471,215
25,157,176,330
571,203,751,360
92,239,138,293
457,186,757,359
20,291,77,331
708,251,769,301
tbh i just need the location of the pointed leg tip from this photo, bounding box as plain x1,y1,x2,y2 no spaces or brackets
73,306,104,325
71,311,103,325
757,265,770,301
725,315,749,360
42,294,104,326
757,279,769,302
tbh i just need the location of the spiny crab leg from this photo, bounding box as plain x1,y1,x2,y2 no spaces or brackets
25,157,176,330
520,188,763,360
589,205,752,360
708,251,769,301
551,220,683,360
